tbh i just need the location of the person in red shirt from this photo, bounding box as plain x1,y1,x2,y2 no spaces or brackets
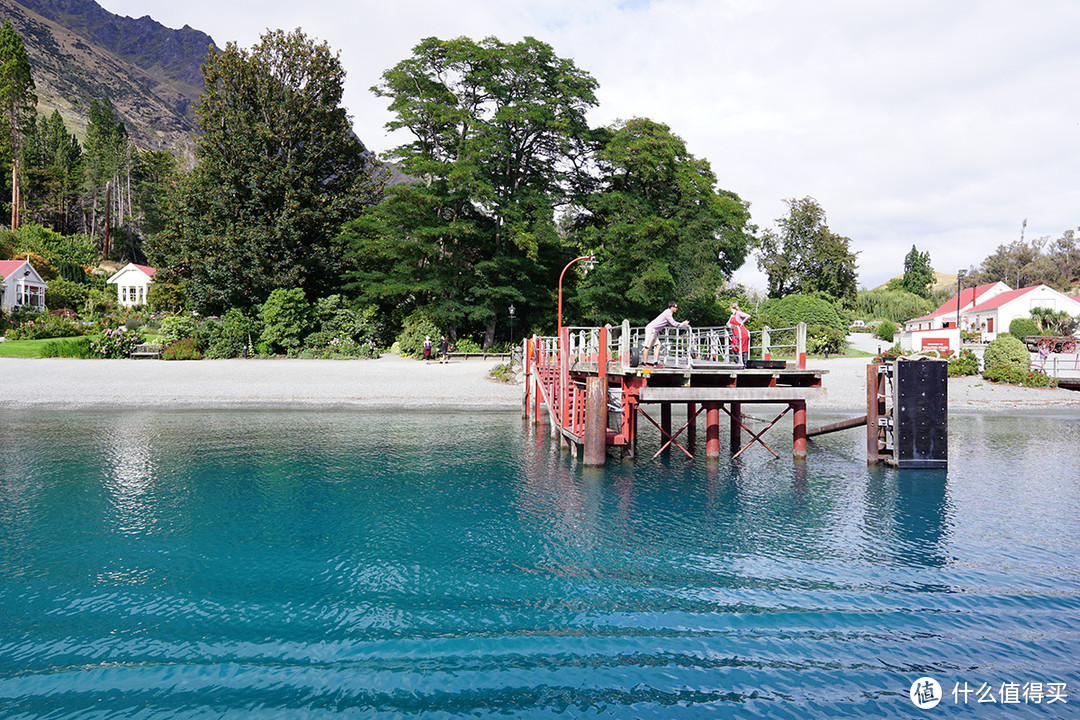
727,302,750,365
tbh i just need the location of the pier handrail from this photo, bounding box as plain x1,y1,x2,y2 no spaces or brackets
530,321,808,377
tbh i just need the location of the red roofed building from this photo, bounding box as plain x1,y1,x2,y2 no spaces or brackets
1,257,48,313
106,263,157,307
904,282,1010,333
901,281,1080,352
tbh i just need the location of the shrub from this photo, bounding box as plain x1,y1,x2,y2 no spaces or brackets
39,337,95,358
982,334,1030,375
200,308,263,359
806,324,847,355
456,337,482,353
948,349,979,377
396,310,442,358
45,276,93,311
758,293,846,333
872,344,904,364
874,320,897,342
162,337,202,360
983,364,1057,387
1009,317,1040,340
259,288,312,353
147,282,187,313
90,327,144,358
159,314,198,346
6,315,84,340
489,363,515,383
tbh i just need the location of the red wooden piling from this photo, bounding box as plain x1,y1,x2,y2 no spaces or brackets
792,400,807,457
706,403,721,458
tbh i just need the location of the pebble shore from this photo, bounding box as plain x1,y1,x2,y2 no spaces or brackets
3,354,1078,416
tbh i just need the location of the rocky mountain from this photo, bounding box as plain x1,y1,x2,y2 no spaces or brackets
0,0,214,156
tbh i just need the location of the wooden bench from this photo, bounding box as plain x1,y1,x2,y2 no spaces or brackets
130,343,163,359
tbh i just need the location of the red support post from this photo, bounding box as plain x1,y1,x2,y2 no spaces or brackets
792,400,807,458
706,403,721,458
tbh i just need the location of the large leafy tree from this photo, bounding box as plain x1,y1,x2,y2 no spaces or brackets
0,20,36,230
345,36,597,345
572,118,753,325
901,244,934,298
756,196,858,302
152,28,380,313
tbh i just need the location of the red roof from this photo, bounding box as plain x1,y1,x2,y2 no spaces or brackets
927,282,1000,318
967,286,1038,312
131,264,157,276
0,259,29,280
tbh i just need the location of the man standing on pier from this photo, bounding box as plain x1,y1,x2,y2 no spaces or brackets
641,301,690,367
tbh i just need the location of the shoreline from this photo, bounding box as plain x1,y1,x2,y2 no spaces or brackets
4,355,1079,416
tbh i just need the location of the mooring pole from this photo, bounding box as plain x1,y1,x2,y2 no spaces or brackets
706,402,721,458
583,326,609,467
866,363,882,464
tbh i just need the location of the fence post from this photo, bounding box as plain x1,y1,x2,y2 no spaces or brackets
762,326,771,361
620,319,631,368
797,322,807,369
523,338,531,419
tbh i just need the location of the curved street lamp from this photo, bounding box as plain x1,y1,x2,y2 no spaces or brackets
557,255,596,337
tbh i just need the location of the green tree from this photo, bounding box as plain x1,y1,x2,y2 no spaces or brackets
0,20,36,230
259,288,312,352
21,110,84,233
347,35,598,346
572,118,753,325
901,244,934,298
81,99,135,253
152,28,381,313
756,196,858,302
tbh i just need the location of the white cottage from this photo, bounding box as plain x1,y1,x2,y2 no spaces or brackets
965,284,1080,342
107,263,157,307
0,258,48,313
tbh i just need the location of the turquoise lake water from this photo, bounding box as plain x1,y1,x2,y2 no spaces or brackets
1,409,1078,718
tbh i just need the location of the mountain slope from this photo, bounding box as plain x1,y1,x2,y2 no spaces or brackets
0,0,213,154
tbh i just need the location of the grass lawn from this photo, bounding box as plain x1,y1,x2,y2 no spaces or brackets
0,337,87,358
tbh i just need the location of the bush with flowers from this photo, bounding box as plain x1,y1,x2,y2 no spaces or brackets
5,315,85,340
90,327,145,359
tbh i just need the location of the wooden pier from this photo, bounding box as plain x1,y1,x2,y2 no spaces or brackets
524,322,824,465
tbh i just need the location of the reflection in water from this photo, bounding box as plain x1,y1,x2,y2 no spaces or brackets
102,413,158,537
0,410,1078,719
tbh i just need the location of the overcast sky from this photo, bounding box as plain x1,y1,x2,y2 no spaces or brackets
97,0,1080,291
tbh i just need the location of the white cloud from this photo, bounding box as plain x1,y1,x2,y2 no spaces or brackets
98,0,1080,289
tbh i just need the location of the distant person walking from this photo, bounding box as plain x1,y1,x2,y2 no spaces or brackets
641,301,689,368
727,302,750,365
439,335,450,363
423,336,432,362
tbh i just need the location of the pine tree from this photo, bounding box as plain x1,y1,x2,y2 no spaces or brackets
0,20,36,230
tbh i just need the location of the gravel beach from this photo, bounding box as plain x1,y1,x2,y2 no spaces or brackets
3,354,1079,415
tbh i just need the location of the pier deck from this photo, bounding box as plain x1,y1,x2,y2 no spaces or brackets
525,322,825,464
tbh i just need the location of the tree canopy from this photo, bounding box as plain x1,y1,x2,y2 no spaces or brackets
151,28,381,313
572,118,753,325
0,19,36,230
900,244,934,298
756,196,858,302
344,35,597,344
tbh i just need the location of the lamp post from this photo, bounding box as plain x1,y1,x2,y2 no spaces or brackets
508,304,515,345
956,269,966,331
557,255,595,336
